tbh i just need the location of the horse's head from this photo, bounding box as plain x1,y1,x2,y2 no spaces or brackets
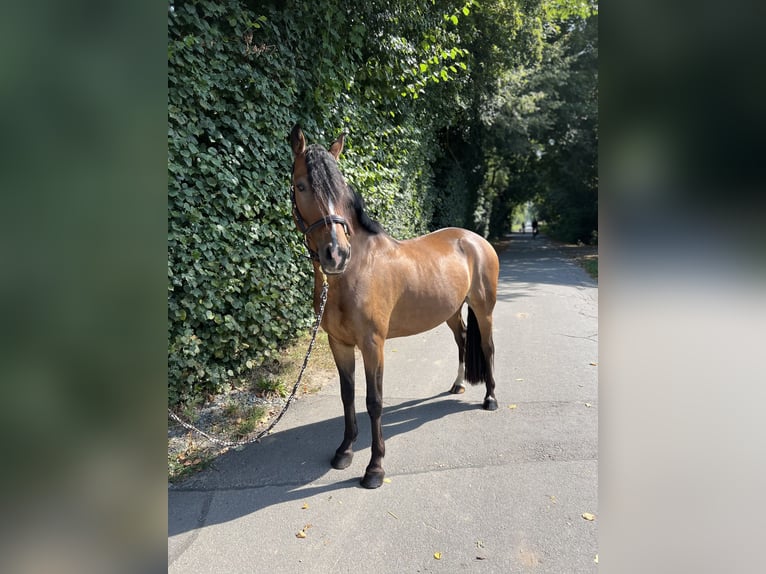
289,124,352,275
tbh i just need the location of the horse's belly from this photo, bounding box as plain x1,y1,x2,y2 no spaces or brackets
386,294,463,339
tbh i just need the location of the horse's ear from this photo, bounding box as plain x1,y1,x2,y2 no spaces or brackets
290,124,305,157
328,132,346,160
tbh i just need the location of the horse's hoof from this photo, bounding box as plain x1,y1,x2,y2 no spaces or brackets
449,384,466,394
331,451,353,470
360,470,385,489
483,397,498,411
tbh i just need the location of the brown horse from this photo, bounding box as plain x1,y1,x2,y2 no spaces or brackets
289,125,500,489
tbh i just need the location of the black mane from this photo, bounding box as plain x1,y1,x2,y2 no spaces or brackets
349,184,385,235
304,144,384,235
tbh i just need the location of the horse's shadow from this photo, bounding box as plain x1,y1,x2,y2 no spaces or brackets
169,393,480,536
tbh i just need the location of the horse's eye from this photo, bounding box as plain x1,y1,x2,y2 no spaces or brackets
297,182,307,193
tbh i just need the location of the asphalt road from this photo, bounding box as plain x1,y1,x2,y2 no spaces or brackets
168,233,598,573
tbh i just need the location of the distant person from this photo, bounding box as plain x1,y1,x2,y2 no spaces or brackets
520,222,525,234
532,218,539,238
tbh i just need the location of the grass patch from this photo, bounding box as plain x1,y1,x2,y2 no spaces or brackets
252,376,288,399
579,254,598,280
168,329,337,482
168,448,215,482
232,404,270,438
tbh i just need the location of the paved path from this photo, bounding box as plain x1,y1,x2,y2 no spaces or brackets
169,233,598,573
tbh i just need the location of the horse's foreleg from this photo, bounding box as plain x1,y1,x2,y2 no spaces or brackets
360,336,386,489
329,336,357,470
446,310,466,394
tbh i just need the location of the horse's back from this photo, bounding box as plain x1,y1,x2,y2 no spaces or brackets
408,227,498,287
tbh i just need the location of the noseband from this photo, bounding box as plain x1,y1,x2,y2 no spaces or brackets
290,184,351,262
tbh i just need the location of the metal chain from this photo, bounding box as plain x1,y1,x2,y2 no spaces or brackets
167,277,329,448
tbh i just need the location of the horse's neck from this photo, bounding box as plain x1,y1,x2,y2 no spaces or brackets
354,225,395,249
310,227,394,291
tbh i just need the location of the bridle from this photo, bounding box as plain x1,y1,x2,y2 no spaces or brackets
290,182,352,262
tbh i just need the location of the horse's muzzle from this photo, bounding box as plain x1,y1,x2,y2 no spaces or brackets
319,243,350,275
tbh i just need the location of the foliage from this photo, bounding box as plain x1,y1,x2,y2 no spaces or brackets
168,0,315,404
478,11,598,241
168,0,597,403
535,15,598,243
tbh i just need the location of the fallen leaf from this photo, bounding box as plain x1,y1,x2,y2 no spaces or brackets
549,495,557,504
515,378,524,382
589,362,598,366
301,503,309,510
508,404,518,409
584,402,592,408
295,530,306,538
476,556,486,560
433,552,442,560
594,554,599,564
387,511,399,519
383,477,392,483
476,540,485,549
582,512,596,521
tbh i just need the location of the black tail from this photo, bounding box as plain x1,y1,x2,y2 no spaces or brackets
465,306,488,385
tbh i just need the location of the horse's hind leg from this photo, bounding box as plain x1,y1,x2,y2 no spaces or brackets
446,309,466,394
328,336,357,470
474,310,498,411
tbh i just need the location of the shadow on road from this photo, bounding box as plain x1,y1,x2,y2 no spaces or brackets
169,393,482,537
